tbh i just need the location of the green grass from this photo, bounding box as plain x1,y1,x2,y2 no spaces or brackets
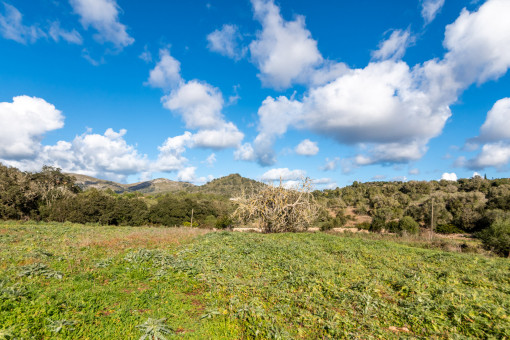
1,222,509,339
0,222,238,339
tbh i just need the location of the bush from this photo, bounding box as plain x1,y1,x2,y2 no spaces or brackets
478,219,510,257
369,217,385,233
320,221,334,231
355,222,371,230
385,220,400,233
232,179,319,233
398,216,420,235
215,215,233,230
435,224,464,234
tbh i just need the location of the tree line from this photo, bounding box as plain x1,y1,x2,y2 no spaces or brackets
0,163,232,228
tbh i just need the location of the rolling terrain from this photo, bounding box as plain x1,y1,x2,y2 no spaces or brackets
69,173,265,197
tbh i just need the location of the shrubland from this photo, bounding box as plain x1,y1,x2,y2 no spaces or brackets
1,163,510,256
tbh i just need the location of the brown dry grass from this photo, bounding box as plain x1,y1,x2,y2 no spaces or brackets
72,227,211,252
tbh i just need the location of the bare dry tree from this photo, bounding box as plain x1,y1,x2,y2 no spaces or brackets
231,177,319,233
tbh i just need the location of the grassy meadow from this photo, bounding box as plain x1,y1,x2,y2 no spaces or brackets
1,222,509,339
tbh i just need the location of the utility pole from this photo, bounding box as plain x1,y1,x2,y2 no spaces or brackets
430,198,434,240
190,208,194,227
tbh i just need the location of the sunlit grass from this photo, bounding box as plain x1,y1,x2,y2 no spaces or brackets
1,222,509,339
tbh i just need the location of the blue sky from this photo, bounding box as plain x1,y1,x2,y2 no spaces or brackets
1,0,510,188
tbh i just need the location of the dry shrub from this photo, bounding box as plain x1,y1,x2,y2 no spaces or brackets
232,178,319,233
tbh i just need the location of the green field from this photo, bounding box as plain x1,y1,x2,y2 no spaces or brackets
1,222,509,339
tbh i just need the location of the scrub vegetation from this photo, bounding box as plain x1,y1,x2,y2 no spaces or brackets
1,223,509,339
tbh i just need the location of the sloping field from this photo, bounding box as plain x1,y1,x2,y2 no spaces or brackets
1,223,509,339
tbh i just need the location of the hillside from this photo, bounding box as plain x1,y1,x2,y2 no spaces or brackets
68,173,264,197
192,173,266,197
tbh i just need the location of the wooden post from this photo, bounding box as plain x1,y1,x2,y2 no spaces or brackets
430,198,434,240
190,208,194,227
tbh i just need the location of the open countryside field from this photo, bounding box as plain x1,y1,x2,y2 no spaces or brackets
1,222,509,339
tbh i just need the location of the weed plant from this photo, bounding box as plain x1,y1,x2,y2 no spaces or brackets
170,232,510,338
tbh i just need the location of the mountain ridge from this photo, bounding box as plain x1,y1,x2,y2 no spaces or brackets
68,173,265,197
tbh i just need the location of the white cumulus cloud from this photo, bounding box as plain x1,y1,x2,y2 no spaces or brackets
0,96,64,159
247,0,510,167
249,0,322,89
69,0,134,48
479,98,510,142
295,139,319,156
146,49,182,90
441,172,458,181
260,167,306,182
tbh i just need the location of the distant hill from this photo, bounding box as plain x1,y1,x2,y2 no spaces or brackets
192,173,266,197
69,173,195,195
68,173,264,197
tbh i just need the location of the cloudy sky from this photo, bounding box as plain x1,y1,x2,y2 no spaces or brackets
1,0,510,188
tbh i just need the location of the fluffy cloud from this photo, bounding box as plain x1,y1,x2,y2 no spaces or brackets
69,0,134,48
441,172,458,181
234,143,256,161
479,98,510,142
146,49,182,89
153,132,192,172
466,142,510,170
442,0,510,85
0,3,45,44
163,80,225,130
248,0,510,167
177,166,197,182
49,21,83,44
249,0,322,89
409,168,420,175
176,166,213,184
0,96,64,159
252,95,303,165
465,98,510,170
421,0,445,25
3,128,149,182
207,24,246,60
148,49,245,150
295,139,319,156
260,167,306,182
372,29,414,61
192,123,244,149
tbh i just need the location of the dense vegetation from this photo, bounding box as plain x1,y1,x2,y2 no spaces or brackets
0,163,233,228
2,163,510,256
1,223,508,338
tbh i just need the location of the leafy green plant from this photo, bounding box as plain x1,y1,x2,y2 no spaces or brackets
46,319,76,334
136,318,172,340
385,220,400,233
215,215,233,230
436,224,464,234
0,326,14,340
17,263,62,279
478,219,510,257
369,217,385,233
398,216,420,235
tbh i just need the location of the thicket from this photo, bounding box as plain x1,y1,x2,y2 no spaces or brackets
232,179,319,233
0,163,232,227
316,177,510,233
